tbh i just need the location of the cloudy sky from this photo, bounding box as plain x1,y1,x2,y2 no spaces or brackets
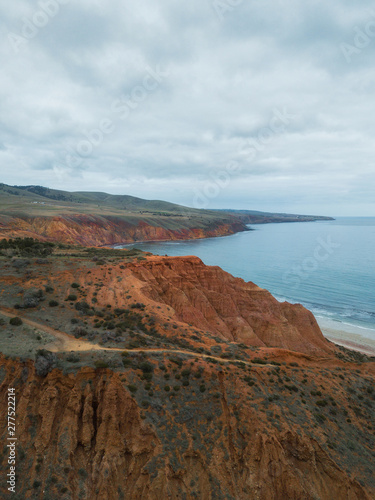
1,0,375,215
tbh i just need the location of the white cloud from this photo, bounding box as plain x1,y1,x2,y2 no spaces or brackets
0,0,374,215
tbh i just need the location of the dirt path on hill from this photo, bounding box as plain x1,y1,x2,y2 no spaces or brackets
0,305,277,366
0,306,336,369
0,306,104,353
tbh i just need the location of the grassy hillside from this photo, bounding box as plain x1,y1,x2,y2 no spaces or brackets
0,184,247,245
0,183,214,216
0,184,333,246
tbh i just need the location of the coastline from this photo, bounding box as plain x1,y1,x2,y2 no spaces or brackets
109,217,335,248
111,227,254,249
318,320,375,357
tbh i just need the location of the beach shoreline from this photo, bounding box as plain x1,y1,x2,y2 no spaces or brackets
319,324,375,357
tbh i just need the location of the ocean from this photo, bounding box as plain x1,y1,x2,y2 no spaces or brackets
119,217,375,342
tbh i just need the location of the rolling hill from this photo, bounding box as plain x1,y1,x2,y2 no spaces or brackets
0,184,333,246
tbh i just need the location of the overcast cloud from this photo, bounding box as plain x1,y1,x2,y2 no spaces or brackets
1,0,375,215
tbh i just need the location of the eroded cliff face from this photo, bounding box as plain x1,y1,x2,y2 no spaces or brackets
0,357,371,500
120,257,333,356
0,214,246,246
26,254,333,356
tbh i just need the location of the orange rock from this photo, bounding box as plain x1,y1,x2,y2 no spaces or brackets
0,357,372,499
127,256,334,355
0,214,246,246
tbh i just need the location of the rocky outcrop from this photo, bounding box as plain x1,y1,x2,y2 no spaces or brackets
0,359,158,500
127,256,333,355
22,254,333,355
0,357,371,500
0,214,247,246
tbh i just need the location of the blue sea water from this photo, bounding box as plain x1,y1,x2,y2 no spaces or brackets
119,217,375,341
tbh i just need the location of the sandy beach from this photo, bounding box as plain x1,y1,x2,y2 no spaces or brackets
318,319,375,357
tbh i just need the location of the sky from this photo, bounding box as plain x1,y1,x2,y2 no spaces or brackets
1,0,375,216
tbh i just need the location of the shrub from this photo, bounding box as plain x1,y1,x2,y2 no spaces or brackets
73,326,88,338
253,358,267,365
67,294,77,301
285,385,299,393
164,385,171,392
49,300,59,307
9,317,23,326
94,360,109,369
314,413,326,423
66,354,80,363
78,468,88,478
316,400,328,407
71,283,80,288
22,288,44,308
127,384,138,393
1,237,54,257
130,303,145,310
311,390,322,397
35,350,57,377
75,301,90,312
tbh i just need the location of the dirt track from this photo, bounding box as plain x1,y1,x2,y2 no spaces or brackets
0,306,280,366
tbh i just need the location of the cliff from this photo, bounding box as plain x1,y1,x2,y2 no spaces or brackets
0,356,372,500
1,252,333,355
0,184,334,246
126,256,333,355
216,209,335,224
0,214,247,246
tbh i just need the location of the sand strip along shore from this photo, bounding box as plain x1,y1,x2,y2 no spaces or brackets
321,326,375,357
